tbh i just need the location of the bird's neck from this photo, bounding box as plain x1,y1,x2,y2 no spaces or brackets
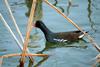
39,23,53,36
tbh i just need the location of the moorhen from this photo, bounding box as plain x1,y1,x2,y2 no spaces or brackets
35,20,86,42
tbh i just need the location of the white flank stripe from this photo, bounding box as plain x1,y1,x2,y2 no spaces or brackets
53,38,68,42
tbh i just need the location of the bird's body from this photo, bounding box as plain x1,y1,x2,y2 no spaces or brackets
35,20,86,42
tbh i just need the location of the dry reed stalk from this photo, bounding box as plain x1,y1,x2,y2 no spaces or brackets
95,54,100,62
0,13,23,51
0,53,48,58
4,0,34,62
0,13,34,63
0,54,20,58
0,0,48,66
4,0,24,44
20,0,47,66
0,57,3,67
20,0,48,64
44,0,100,52
20,0,37,64
0,53,48,67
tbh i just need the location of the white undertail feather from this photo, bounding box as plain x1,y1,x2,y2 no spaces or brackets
78,34,85,38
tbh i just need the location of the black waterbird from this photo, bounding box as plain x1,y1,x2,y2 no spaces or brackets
35,20,86,43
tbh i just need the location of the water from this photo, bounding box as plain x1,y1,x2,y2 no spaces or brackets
0,0,100,67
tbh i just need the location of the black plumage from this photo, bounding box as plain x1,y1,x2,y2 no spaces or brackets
35,20,85,42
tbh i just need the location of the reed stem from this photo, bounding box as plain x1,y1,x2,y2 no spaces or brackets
0,53,48,58
0,13,34,64
4,0,34,62
0,13,23,51
4,0,24,44
0,0,48,66
0,57,3,67
20,0,37,65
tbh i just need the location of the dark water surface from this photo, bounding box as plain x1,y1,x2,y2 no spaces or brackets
0,0,100,67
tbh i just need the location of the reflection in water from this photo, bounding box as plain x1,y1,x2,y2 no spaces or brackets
24,56,48,67
17,56,48,67
92,0,100,10
25,0,43,21
67,0,72,16
87,0,96,32
66,0,79,16
34,56,49,67
37,40,88,54
53,0,64,12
